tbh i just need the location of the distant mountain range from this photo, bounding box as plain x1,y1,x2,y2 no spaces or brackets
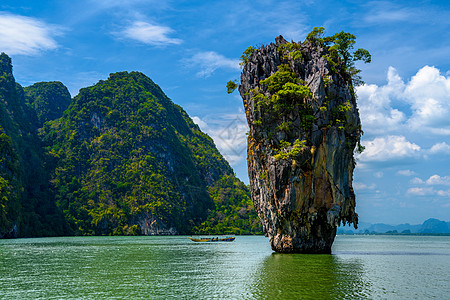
338,218,450,234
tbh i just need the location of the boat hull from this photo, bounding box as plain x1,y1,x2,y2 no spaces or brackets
188,237,235,242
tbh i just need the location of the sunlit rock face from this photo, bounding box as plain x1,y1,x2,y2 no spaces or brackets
239,36,361,253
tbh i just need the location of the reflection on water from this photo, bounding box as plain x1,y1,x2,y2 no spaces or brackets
0,236,268,299
1,235,449,299
248,253,370,299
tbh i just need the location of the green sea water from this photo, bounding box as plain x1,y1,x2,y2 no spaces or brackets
1,235,449,299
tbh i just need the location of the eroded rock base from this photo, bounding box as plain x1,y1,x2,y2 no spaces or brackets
269,223,336,254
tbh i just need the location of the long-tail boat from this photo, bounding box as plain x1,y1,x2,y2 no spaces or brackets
188,237,235,242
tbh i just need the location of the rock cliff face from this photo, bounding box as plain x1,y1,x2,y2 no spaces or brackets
0,53,67,238
43,71,239,236
1,53,258,238
239,36,361,253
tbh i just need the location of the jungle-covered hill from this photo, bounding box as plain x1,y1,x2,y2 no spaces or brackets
0,53,67,237
0,53,261,238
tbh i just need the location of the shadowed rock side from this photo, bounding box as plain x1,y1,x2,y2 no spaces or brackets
239,36,361,253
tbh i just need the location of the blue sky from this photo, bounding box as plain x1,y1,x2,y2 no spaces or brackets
1,0,449,225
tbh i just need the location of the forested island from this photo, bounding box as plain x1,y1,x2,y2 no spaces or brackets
234,28,369,253
1,28,447,242
0,53,261,238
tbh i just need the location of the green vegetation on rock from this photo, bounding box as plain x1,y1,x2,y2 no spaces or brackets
305,26,371,86
226,80,238,94
237,29,367,253
193,174,262,235
240,46,256,66
24,81,71,127
0,53,67,238
41,71,240,235
274,139,307,161
237,28,369,160
1,53,261,238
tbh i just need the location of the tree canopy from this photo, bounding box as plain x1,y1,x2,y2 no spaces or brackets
306,27,371,85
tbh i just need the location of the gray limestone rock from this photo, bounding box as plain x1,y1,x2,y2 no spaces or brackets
239,36,361,253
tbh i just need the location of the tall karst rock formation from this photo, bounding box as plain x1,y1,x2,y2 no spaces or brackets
239,33,366,253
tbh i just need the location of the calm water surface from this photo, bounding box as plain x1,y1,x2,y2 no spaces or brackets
1,235,449,299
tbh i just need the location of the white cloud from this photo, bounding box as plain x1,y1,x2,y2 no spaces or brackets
190,114,247,165
211,114,247,164
410,177,424,184
409,174,450,186
407,186,450,197
353,182,376,191
425,175,450,186
356,67,406,135
408,174,450,199
186,51,240,78
363,2,417,24
120,21,182,46
365,10,412,23
407,187,434,196
357,135,420,162
192,116,208,131
0,13,61,55
374,171,384,178
357,65,450,136
404,66,450,135
397,169,416,176
437,190,450,197
429,142,450,155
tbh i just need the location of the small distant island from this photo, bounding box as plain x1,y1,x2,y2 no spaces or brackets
337,218,450,235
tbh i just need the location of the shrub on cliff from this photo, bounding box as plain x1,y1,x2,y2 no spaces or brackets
305,27,371,86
